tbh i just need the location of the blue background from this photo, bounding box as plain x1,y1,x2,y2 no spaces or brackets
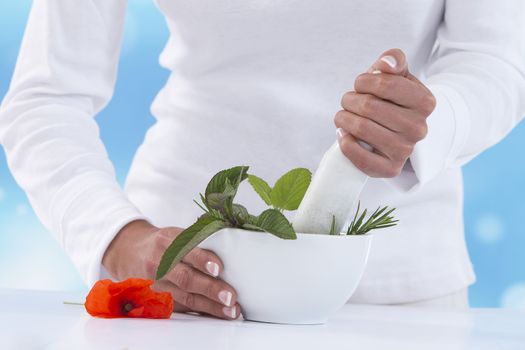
1,1,524,308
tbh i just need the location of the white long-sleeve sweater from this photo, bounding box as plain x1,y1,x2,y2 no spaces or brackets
1,0,524,304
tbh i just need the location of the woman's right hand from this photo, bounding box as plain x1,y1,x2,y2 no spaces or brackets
102,220,240,320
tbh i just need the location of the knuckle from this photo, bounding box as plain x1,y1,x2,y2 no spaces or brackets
334,110,347,126
173,266,192,290
413,123,428,141
360,95,376,116
154,228,174,249
145,258,158,277
351,117,369,139
422,94,436,115
338,138,350,157
375,76,392,96
397,142,414,158
181,292,195,309
192,248,207,265
406,122,428,141
156,227,173,239
204,280,217,299
340,91,354,109
418,123,428,140
384,164,402,178
354,73,368,91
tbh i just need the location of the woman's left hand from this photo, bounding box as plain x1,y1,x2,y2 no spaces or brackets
334,48,436,178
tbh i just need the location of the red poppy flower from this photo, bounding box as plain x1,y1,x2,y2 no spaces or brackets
85,278,173,319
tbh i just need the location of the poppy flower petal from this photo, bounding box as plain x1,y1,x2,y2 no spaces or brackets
85,279,115,317
127,306,145,317
85,278,173,319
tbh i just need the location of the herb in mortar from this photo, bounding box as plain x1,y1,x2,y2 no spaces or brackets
346,201,398,235
156,166,399,280
156,166,311,280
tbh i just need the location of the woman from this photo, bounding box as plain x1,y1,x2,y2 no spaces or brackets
0,1,524,320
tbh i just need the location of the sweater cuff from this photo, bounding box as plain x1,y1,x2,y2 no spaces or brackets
388,84,471,192
54,172,148,288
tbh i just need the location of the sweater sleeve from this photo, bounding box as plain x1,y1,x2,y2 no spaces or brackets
0,0,148,287
396,0,525,190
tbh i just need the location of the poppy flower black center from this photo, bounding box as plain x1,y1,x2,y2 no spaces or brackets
121,301,135,314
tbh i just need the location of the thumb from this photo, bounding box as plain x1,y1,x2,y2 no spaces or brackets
367,48,409,77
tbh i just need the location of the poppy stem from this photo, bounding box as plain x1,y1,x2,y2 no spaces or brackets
63,301,84,306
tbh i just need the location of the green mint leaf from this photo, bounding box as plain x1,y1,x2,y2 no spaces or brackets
205,166,249,199
247,174,273,206
222,178,238,221
241,223,265,232
156,215,227,280
223,178,237,197
255,209,297,240
205,168,248,224
206,193,228,210
270,168,311,211
232,203,250,225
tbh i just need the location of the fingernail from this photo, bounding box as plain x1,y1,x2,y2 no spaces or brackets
218,290,233,306
336,128,347,142
380,55,397,69
223,306,237,319
358,140,374,152
206,261,219,277
366,67,382,74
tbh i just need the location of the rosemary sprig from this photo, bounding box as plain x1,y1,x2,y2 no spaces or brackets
329,215,338,235
346,201,398,235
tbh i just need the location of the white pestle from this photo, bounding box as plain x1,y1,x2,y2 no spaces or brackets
293,69,382,234
292,140,370,234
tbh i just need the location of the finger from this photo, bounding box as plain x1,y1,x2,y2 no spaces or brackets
151,227,224,278
172,302,191,314
337,129,403,178
156,280,240,320
183,247,224,278
367,48,408,77
340,92,428,142
354,73,434,113
335,110,412,163
167,262,237,307
152,228,224,277
152,280,191,313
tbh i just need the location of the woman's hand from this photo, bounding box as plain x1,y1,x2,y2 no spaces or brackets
334,48,436,178
102,220,240,320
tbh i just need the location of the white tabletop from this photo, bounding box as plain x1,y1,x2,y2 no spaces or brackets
1,288,524,350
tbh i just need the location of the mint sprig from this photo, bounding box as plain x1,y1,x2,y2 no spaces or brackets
247,208,296,240
156,166,310,280
247,175,272,206
156,165,398,280
248,168,311,212
156,215,227,280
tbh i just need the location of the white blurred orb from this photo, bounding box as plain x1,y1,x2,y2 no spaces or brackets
474,213,504,244
500,283,525,309
15,204,28,216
